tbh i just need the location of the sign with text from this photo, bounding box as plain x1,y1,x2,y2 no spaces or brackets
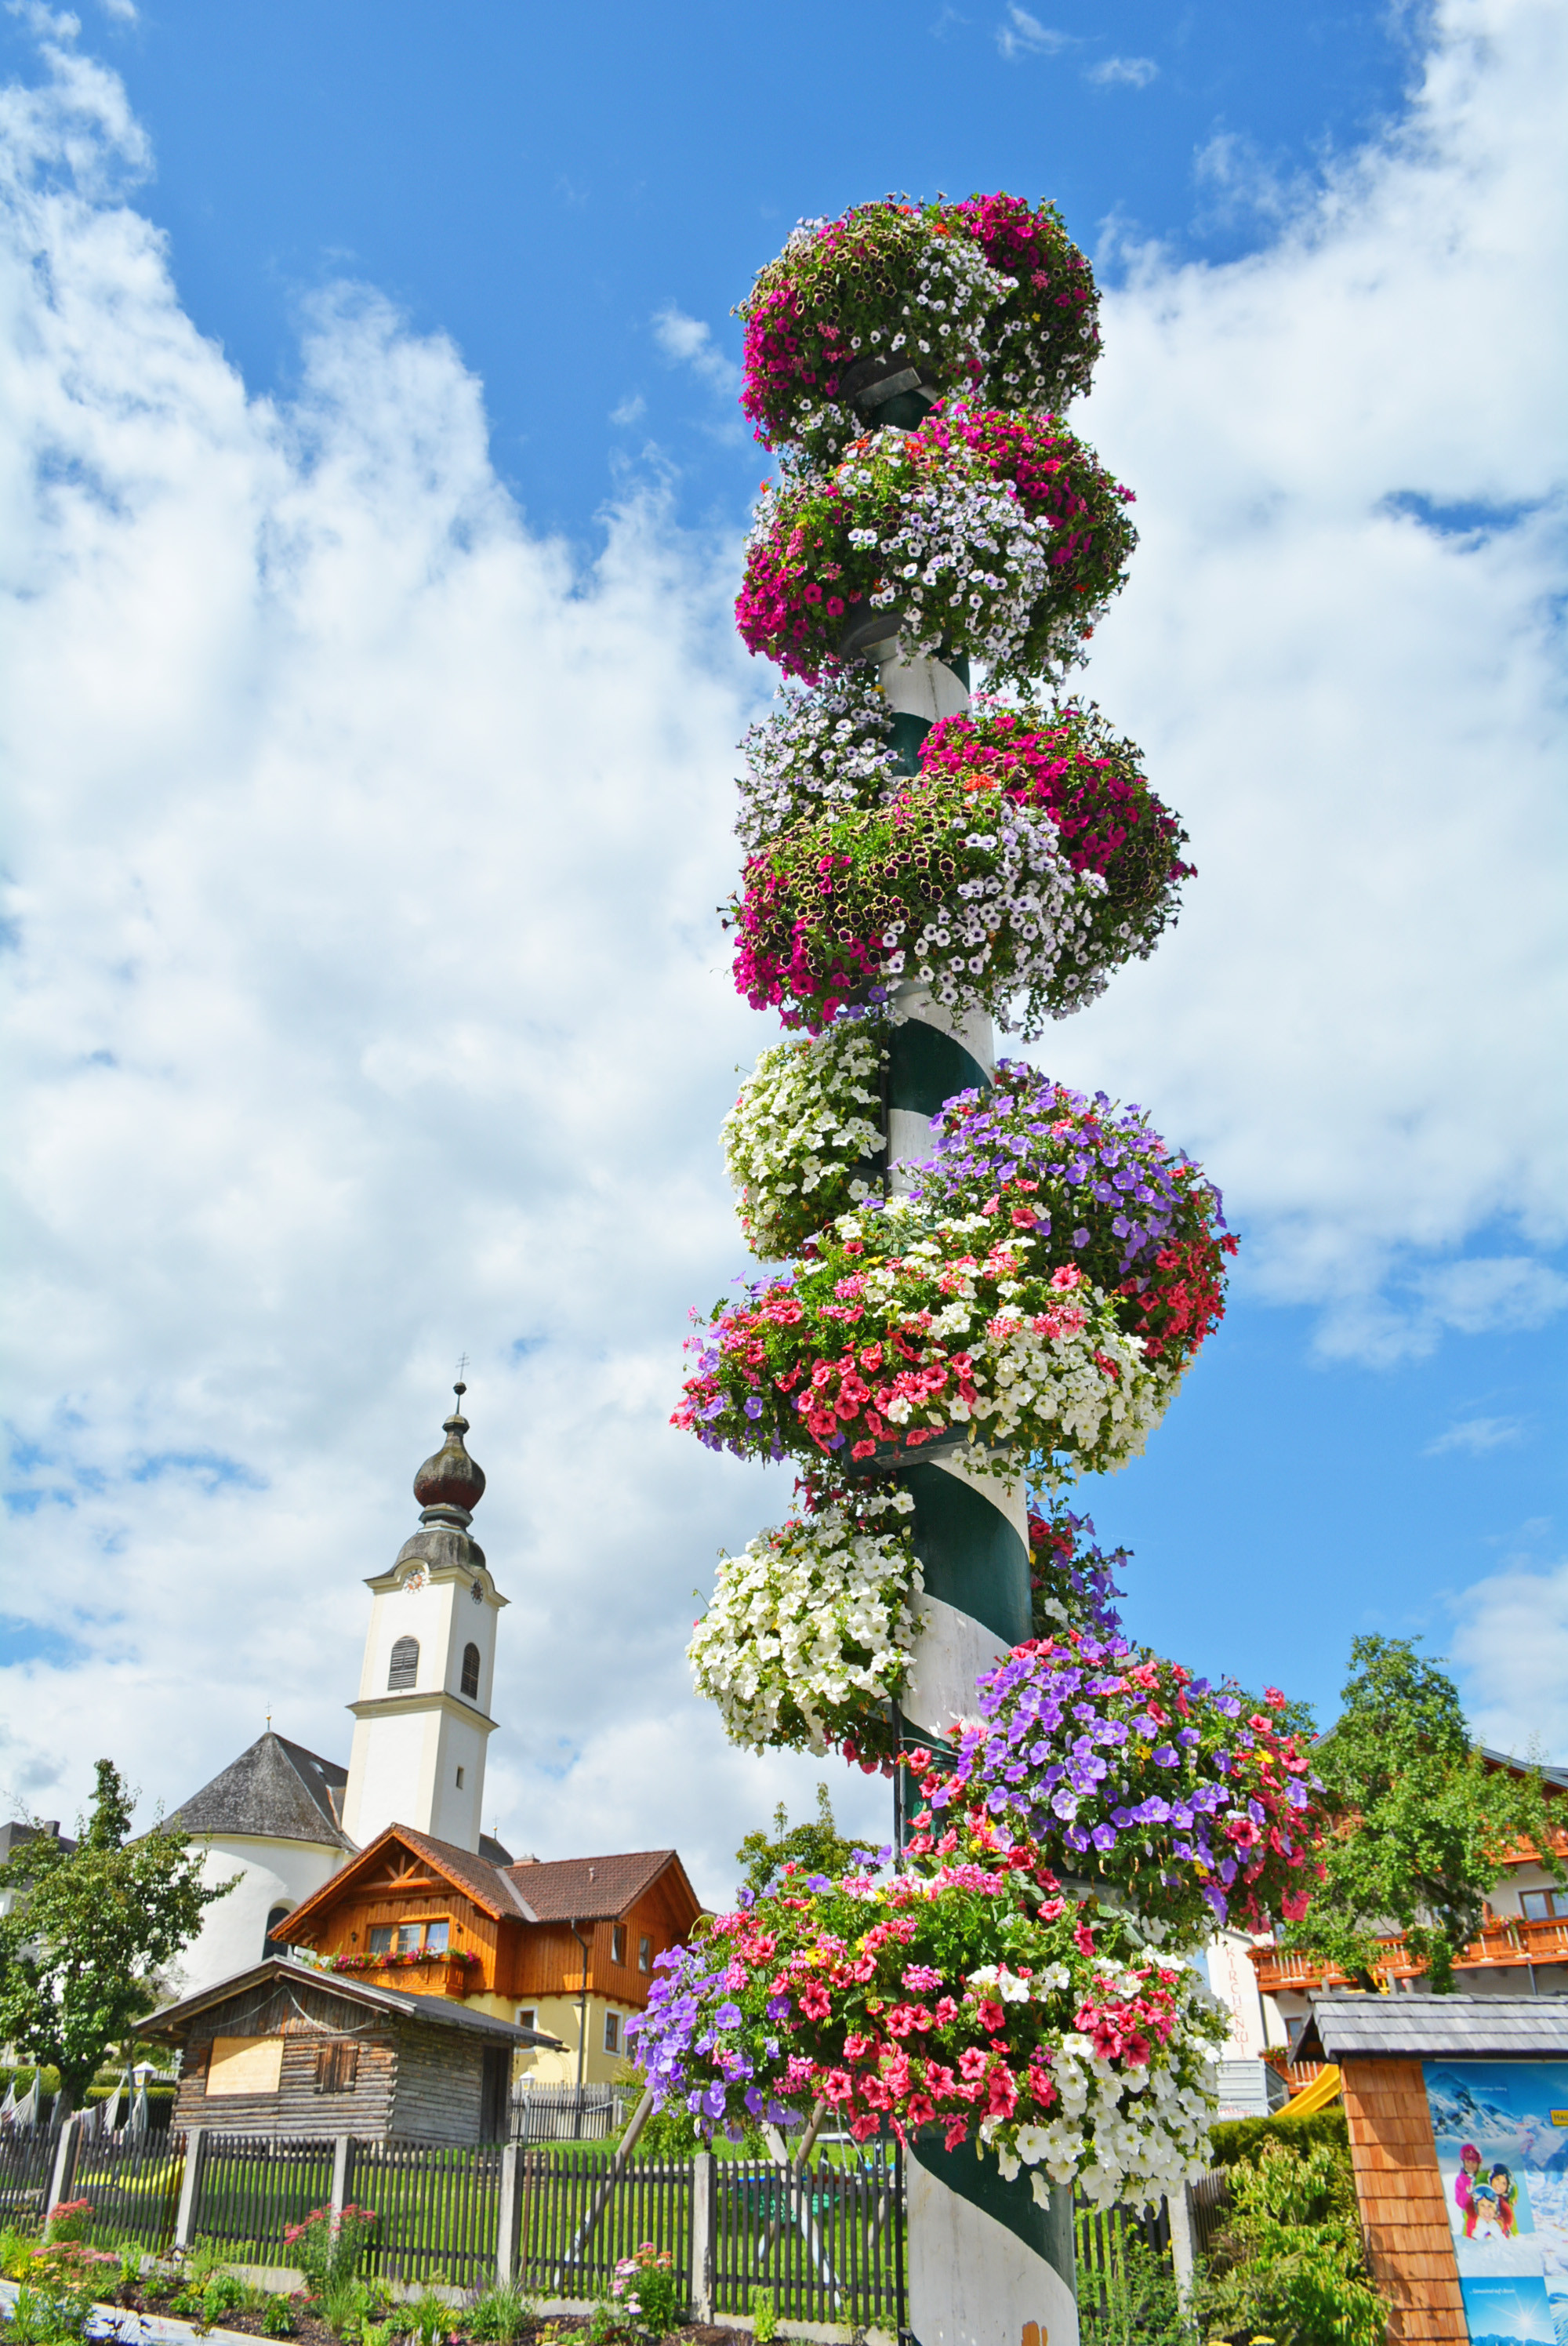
1422,2059,1568,2344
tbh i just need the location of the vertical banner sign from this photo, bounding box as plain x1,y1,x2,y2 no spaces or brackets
1422,2060,1568,2344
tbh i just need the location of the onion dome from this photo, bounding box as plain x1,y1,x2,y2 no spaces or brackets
413,1382,486,1523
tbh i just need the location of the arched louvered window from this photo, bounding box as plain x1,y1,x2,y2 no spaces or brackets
460,1642,481,1700
388,1636,419,1691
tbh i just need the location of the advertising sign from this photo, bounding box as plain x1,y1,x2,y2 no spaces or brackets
1421,2060,1568,2344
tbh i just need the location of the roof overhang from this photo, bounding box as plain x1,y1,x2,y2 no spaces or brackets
139,1957,562,2047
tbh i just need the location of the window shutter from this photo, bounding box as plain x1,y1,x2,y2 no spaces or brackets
314,2043,359,2095
388,1636,419,1691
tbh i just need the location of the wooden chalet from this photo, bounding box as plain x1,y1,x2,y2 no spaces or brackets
139,1958,558,2143
278,1826,703,2087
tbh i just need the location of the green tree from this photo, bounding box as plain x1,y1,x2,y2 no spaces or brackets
1195,2132,1386,2346
1283,1635,1565,1991
0,1759,234,2111
735,1781,861,1898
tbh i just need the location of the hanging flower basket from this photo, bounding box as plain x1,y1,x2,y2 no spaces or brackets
728,768,1113,1035
1027,1497,1128,1643
671,1197,1174,1477
736,673,898,852
722,1022,886,1262
736,407,1135,686
911,1062,1238,1373
689,1484,924,1757
907,1639,1327,1940
627,1856,1226,2208
948,192,1102,417
736,198,1004,459
916,700,1192,964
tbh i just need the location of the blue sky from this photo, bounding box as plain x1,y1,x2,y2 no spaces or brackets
0,0,1563,1900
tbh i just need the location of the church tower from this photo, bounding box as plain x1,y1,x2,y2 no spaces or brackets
341,1385,506,1854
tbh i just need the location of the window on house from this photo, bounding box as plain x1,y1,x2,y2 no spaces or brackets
460,1642,481,1699
388,1636,419,1691
612,1925,626,1966
263,1904,292,1958
368,1920,449,1956
1521,1890,1568,1920
314,2043,359,2095
603,2012,619,2055
517,2008,536,2033
638,1935,652,1974
368,1926,396,1956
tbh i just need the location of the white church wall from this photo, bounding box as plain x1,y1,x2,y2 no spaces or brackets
343,1709,432,1847
171,1836,344,1999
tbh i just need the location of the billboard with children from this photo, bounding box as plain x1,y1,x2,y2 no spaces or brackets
1422,2060,1568,2344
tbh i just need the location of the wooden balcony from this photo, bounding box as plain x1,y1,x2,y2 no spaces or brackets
1250,1912,1568,1995
354,1951,484,1999
1261,2053,1330,2094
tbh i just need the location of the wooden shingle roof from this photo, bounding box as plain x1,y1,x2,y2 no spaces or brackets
1298,1992,1568,2064
168,1732,353,1852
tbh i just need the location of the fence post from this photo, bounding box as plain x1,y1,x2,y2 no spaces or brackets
1168,2184,1196,2297
172,2126,206,2250
45,2114,81,2217
330,2135,353,2224
496,2141,525,2286
691,2151,716,2323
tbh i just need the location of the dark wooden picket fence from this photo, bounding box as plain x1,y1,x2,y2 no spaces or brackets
712,2149,903,2330
354,2140,503,2291
70,2130,186,2251
0,2126,58,2225
521,2148,692,2303
191,2134,336,2261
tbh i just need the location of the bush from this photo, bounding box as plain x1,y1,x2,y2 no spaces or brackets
609,2242,684,2337
282,2203,379,2294
1078,2229,1189,2346
1195,2133,1386,2346
260,2296,297,2339
1208,2104,1349,2168
466,2280,535,2343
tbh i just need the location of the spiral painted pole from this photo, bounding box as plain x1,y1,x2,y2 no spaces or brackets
867,626,1079,2341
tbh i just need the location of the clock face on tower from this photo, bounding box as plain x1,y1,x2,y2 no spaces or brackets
403,1565,429,1594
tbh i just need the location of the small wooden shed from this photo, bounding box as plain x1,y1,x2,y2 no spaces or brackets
141,1958,561,2144
1296,1991,1568,2346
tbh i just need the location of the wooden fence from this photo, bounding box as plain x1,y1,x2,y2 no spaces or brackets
354,2141,503,2291
711,2149,903,2331
521,2148,692,2304
0,2126,58,2226
191,2134,336,2262
71,2130,186,2251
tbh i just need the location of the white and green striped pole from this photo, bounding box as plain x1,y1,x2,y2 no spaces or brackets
866,636,1079,2346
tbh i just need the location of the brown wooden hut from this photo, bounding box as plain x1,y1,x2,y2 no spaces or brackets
140,1958,561,2143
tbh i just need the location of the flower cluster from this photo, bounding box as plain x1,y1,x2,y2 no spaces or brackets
1027,1497,1127,1643
736,198,1004,459
671,1196,1174,1479
735,407,1134,685
910,1637,1327,1941
689,1483,924,1757
735,671,898,850
728,769,1113,1034
626,1858,1225,2209
329,1948,479,1973
913,1061,1237,1372
721,1023,885,1261
917,699,1192,968
950,192,1101,416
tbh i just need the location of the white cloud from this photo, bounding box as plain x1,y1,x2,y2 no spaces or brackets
0,0,1565,1876
1424,1415,1525,1457
1088,56,1158,89
996,8,1074,61
1450,1550,1568,1761
1038,0,1568,1364
652,304,740,397
610,391,646,427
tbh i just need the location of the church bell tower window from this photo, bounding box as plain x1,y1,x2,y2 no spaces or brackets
460,1642,481,1700
388,1636,419,1691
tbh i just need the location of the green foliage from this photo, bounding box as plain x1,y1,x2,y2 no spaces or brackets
1,2279,94,2346
0,1762,235,2105
736,1781,860,1898
1283,1635,1566,1991
285,2204,379,2295
750,2286,779,2344
401,2287,454,2346
260,2297,298,2339
1208,2106,1349,2168
466,2279,535,2344
0,2225,39,2283
1196,2134,1386,2346
112,2242,145,2298
1078,2229,1189,2346
200,2271,247,2323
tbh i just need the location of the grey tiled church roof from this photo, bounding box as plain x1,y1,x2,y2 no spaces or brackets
168,1731,354,1851
1298,1992,1568,2065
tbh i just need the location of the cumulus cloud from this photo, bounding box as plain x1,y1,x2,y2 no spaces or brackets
1043,0,1567,1362
1088,56,1158,89
652,303,741,396
1450,1548,1568,1760
0,0,1564,1872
